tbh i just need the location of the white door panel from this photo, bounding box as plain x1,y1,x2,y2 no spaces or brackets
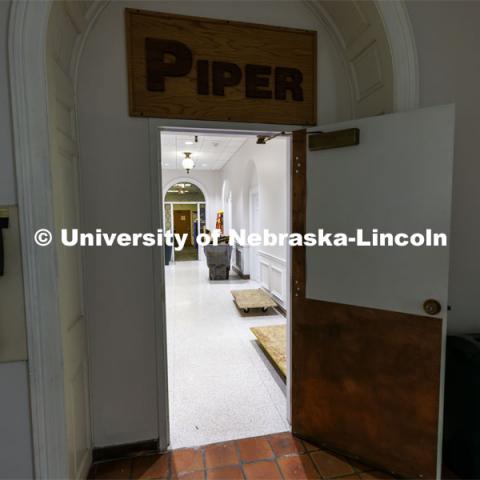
306,104,455,316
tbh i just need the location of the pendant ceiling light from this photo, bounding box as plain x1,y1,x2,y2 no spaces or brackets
182,152,195,174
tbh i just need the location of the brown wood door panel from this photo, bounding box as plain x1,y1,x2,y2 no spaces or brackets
290,129,444,479
292,298,442,478
174,210,192,243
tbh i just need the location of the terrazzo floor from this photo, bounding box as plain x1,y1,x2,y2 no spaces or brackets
165,260,288,449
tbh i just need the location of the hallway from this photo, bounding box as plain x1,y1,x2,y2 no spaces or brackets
165,261,288,449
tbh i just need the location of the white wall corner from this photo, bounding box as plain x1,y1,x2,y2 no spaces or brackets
8,1,69,478
375,0,420,112
301,0,356,120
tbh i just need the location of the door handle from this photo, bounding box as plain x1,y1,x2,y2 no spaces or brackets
423,299,441,316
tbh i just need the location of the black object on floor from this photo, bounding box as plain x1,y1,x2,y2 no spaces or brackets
92,439,159,462
443,334,480,479
0,215,9,276
165,244,172,265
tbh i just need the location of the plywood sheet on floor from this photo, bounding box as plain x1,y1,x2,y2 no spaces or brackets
251,325,287,379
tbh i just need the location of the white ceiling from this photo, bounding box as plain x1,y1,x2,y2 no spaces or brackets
160,132,249,170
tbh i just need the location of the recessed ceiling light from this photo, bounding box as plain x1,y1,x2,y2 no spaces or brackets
185,140,194,145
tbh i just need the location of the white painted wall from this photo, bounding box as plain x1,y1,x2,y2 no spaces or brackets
47,3,92,474
220,137,289,304
221,138,288,259
76,0,350,446
77,8,156,445
0,362,34,479
0,3,34,478
0,0,15,205
407,0,480,333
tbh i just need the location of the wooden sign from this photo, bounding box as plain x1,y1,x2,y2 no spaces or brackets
125,9,316,125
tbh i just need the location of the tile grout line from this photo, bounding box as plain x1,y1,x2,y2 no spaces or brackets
268,433,288,480
273,456,286,480
305,448,327,479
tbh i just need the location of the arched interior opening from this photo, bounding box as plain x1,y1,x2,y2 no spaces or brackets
165,182,206,203
7,1,419,477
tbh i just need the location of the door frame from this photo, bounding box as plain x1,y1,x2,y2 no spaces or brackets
164,202,206,262
152,120,294,447
8,1,419,477
157,123,295,436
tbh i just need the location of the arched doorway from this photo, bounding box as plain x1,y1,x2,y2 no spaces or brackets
163,181,207,262
8,1,419,477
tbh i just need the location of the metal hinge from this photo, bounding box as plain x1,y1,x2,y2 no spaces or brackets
308,128,360,151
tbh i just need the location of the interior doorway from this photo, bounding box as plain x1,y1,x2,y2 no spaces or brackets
160,128,291,449
164,182,207,263
173,209,195,261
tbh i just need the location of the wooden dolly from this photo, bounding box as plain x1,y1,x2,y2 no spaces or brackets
231,288,278,313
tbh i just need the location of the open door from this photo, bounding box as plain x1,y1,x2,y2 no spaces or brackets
291,105,455,479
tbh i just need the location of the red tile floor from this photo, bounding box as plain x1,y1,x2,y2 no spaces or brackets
88,432,396,480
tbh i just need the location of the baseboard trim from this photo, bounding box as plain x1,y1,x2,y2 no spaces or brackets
92,439,159,463
232,265,250,279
